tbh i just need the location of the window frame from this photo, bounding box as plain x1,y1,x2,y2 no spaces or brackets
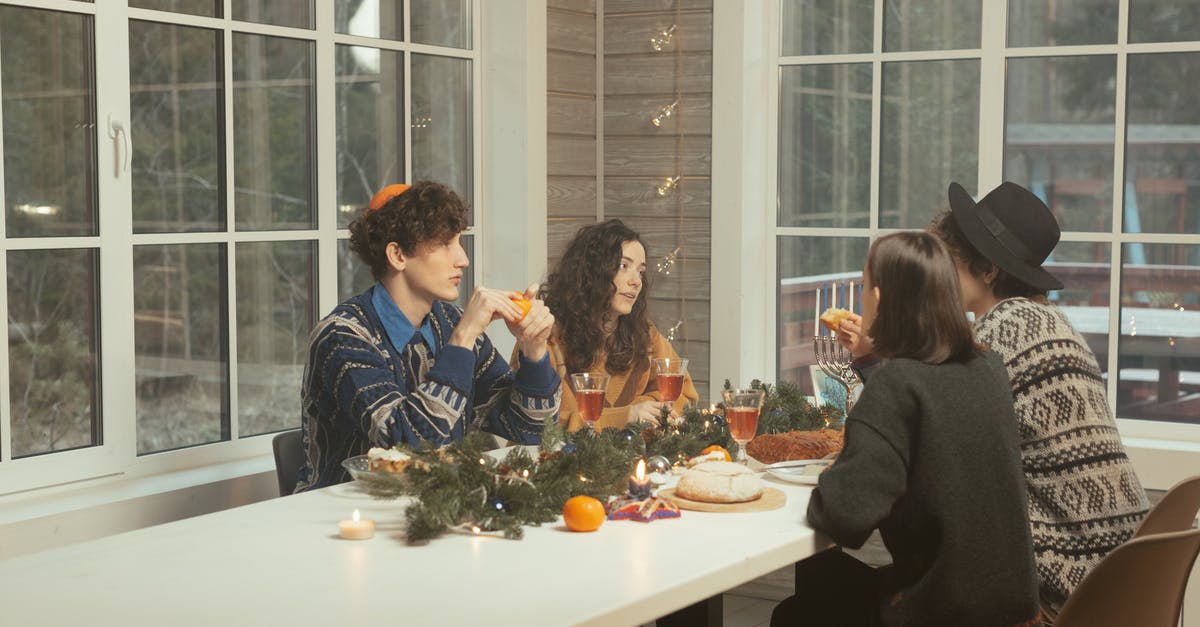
749,0,1200,451
0,0,482,496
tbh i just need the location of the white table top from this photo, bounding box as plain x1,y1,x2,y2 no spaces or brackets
0,474,821,626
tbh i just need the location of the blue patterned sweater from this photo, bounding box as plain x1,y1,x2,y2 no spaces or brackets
296,287,560,491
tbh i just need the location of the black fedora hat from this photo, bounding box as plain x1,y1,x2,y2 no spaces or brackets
947,181,1064,291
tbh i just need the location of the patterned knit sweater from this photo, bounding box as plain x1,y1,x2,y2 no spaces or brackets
974,298,1149,608
296,288,560,492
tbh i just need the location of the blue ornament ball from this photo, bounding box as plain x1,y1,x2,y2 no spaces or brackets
711,414,727,427
561,442,578,454
486,497,508,513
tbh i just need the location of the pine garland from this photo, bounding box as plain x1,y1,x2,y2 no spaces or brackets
358,381,841,543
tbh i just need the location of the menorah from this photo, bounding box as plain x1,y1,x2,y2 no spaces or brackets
813,335,859,416
812,279,861,417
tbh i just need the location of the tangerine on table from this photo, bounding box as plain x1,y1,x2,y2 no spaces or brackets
562,495,605,532
511,297,532,321
700,445,732,462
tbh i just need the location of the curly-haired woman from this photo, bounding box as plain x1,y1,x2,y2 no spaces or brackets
296,181,560,491
538,219,698,431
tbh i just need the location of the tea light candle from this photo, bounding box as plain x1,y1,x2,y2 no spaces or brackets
629,459,652,500
338,509,375,540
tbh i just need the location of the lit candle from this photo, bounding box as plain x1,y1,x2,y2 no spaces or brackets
629,459,652,500
338,509,375,540
849,280,855,314
813,287,821,336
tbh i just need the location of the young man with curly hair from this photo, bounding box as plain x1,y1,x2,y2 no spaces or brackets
539,219,697,431
295,181,560,491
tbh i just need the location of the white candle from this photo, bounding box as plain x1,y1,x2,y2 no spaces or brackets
339,509,375,540
814,288,821,336
849,280,855,314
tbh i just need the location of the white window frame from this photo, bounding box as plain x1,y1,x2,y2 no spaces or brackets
712,0,1200,489
0,0,483,497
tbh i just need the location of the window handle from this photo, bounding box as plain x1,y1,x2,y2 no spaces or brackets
107,114,129,178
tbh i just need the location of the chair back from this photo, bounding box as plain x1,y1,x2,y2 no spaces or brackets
1053,528,1200,627
1135,475,1200,538
272,429,304,496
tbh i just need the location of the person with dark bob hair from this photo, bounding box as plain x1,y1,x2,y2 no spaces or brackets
773,231,1040,627
928,181,1148,616
537,219,697,431
296,181,560,492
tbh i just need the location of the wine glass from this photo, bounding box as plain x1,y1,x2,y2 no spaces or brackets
722,388,765,465
651,357,688,403
569,372,609,432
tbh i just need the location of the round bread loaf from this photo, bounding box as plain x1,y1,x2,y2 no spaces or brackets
675,461,764,503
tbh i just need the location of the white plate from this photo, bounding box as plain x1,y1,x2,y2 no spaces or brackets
762,459,829,485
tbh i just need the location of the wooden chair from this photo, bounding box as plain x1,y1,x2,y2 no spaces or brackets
1135,475,1200,538
1051,528,1200,627
271,429,304,496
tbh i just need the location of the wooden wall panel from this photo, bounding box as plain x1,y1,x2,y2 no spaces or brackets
549,94,596,136
548,50,597,96
647,296,712,343
549,135,598,177
604,94,711,136
603,12,713,55
547,217,596,264
548,0,596,11
619,218,711,261
604,177,710,219
604,53,712,95
548,8,597,54
548,176,598,217
604,0,712,14
603,136,711,176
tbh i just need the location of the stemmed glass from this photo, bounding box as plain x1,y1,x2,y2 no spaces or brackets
722,388,765,465
651,357,688,404
569,373,609,433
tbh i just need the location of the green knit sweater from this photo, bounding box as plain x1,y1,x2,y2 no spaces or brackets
807,352,1041,626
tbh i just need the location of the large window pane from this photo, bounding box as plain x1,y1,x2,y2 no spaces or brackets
412,54,473,208
1124,52,1200,235
232,33,316,231
411,0,472,49
1005,56,1116,232
336,45,405,229
135,243,228,454
1117,243,1200,423
1129,0,1200,43
129,0,219,18
883,0,981,52
336,0,403,40
1,6,97,238
880,59,979,228
1047,241,1112,378
231,0,313,30
130,21,224,234
236,241,315,437
1008,0,1117,47
779,63,872,228
7,249,100,458
777,236,869,396
780,0,872,56
337,235,473,307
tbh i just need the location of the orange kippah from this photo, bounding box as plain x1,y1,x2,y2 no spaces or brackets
367,183,412,211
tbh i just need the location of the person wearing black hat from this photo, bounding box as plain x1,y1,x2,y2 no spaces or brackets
929,181,1149,615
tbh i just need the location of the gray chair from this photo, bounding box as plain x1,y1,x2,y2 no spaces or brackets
1052,528,1200,627
271,429,304,496
1135,475,1200,538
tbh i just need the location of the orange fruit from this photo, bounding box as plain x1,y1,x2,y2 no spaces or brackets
700,445,732,462
562,495,605,532
367,183,412,211
511,297,532,321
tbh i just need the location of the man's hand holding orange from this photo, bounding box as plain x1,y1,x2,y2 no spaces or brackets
507,283,553,362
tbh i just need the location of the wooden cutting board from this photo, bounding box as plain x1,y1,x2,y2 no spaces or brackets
658,487,787,513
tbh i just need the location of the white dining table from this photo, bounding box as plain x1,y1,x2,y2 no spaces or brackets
0,472,823,627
